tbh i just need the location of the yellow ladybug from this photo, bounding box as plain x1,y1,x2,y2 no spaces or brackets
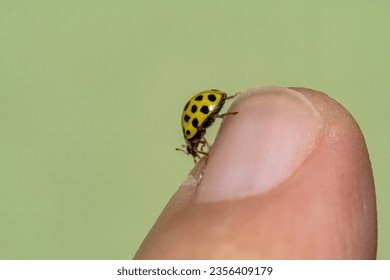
176,89,238,163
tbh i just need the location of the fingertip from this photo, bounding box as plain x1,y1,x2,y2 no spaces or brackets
136,86,376,259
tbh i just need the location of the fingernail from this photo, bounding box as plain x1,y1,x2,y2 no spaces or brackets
196,86,323,202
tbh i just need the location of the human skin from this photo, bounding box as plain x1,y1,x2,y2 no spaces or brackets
135,86,377,259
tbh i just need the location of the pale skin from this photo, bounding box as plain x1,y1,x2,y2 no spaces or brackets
135,87,377,259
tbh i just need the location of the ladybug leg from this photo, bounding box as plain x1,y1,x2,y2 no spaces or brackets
177,146,201,163
196,150,209,164
216,111,238,118
226,92,240,100
194,138,209,164
175,147,188,154
215,92,240,119
192,154,198,164
202,137,210,149
198,137,209,152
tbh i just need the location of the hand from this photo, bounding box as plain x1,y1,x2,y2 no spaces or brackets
135,86,377,259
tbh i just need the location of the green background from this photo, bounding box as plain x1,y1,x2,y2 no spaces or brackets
0,0,389,259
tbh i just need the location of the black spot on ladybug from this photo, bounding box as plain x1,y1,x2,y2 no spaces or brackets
186,130,190,135
211,89,218,91
195,95,203,101
184,114,190,122
192,118,199,128
191,105,197,113
184,101,190,111
208,94,216,102
200,106,209,114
